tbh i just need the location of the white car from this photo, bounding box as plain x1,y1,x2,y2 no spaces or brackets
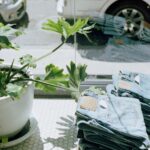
57,0,150,37
0,0,26,22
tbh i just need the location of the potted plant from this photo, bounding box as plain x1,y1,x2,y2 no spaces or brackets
0,18,92,141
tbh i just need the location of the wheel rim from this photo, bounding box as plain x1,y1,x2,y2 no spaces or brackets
115,8,144,37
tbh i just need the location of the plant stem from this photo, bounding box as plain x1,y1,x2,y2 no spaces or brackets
6,59,14,83
6,42,66,90
8,63,29,81
10,42,65,80
17,78,78,92
34,42,65,63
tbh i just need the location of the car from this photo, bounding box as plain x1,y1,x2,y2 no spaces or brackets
0,0,26,23
57,0,150,38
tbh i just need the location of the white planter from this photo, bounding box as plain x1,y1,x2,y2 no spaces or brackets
0,65,34,138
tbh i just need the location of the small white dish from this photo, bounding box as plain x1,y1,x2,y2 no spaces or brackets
0,117,38,148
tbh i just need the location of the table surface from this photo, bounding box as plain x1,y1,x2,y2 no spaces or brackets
3,99,77,150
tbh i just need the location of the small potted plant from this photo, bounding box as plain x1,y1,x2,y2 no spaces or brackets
0,18,92,141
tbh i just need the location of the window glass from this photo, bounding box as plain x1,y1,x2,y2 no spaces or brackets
72,0,150,79
1,0,150,84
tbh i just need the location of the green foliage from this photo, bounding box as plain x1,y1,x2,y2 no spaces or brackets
0,65,27,98
19,54,37,68
6,83,24,99
82,86,106,96
0,58,4,63
0,23,21,50
66,61,87,100
42,18,89,40
0,36,17,50
67,61,87,89
0,23,22,37
35,64,68,93
0,18,90,100
35,62,87,99
1,137,8,144
0,71,8,97
0,23,21,65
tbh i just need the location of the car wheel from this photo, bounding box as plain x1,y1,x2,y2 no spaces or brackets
108,2,150,38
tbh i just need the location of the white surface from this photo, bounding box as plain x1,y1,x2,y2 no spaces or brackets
3,99,77,150
0,83,33,138
0,118,38,149
57,0,114,18
57,0,150,18
1,45,150,76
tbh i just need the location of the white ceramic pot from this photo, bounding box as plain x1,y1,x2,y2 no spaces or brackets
0,65,34,138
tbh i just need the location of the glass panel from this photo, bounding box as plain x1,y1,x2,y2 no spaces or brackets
71,0,150,81
1,0,76,76
1,0,150,91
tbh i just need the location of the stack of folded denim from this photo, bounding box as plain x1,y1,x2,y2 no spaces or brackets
113,71,150,134
76,85,150,150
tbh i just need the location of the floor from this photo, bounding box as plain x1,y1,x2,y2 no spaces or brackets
3,99,78,150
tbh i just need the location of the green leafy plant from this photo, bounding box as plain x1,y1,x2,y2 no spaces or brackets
0,23,21,50
0,18,92,100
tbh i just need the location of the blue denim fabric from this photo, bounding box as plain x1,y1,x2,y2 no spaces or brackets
79,139,106,150
113,71,150,134
77,120,143,150
77,86,148,138
76,85,150,149
113,71,150,104
106,85,149,142
77,117,149,149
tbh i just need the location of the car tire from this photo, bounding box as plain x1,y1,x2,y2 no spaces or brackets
107,1,150,38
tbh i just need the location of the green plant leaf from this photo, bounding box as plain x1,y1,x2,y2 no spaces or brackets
0,23,21,50
67,61,87,89
66,61,87,100
42,18,89,40
69,18,89,36
1,137,8,143
0,58,4,63
0,23,22,37
35,64,68,93
6,83,24,99
19,54,37,68
42,19,63,34
82,86,106,96
0,71,8,97
34,77,56,92
0,36,17,50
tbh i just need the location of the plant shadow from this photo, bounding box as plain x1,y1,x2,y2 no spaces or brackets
44,115,78,150
4,127,44,150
